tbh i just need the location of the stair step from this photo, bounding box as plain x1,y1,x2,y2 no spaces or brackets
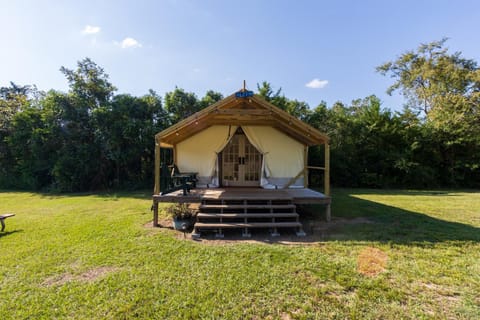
197,213,298,218
200,204,295,209
194,222,302,229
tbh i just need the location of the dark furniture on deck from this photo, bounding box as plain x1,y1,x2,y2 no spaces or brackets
160,163,197,196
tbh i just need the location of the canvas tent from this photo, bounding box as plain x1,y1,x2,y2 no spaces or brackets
176,125,306,188
154,90,330,194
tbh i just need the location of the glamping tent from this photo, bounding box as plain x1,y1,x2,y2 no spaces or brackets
154,89,330,194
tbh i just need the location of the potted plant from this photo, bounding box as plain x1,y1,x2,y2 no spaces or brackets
165,203,194,231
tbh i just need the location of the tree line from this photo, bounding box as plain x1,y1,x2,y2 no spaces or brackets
0,39,479,192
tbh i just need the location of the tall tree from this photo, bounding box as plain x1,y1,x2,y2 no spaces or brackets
52,58,117,191
377,38,479,118
378,39,480,186
0,83,43,187
92,91,165,188
60,58,116,109
164,87,200,123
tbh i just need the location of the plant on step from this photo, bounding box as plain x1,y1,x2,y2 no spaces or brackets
165,203,194,220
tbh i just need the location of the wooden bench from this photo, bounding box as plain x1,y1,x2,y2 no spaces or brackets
0,213,15,232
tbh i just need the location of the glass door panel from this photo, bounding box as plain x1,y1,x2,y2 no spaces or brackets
222,133,261,187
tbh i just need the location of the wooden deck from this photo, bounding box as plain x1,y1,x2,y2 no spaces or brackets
152,187,331,205
152,187,331,230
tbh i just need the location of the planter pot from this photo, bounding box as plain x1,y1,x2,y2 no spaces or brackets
172,217,192,231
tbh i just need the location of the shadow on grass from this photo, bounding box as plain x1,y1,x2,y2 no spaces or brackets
192,189,480,245
0,229,23,239
305,191,480,244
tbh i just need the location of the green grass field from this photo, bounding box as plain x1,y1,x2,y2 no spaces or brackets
1,189,479,319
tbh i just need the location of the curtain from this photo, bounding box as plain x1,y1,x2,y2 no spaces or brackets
176,125,237,187
243,126,304,188
210,125,238,186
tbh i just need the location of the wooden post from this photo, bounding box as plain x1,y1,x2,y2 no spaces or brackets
324,143,330,196
153,199,159,227
173,144,177,165
153,139,160,227
325,203,331,222
303,145,309,188
154,139,161,195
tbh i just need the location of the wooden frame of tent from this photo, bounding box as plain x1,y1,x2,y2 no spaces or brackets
152,89,331,232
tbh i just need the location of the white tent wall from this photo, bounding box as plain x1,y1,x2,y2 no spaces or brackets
176,125,236,186
176,125,304,188
243,126,304,188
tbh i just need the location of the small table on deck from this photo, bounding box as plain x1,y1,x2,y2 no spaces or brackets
171,172,198,195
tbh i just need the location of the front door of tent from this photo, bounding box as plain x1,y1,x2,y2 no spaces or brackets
221,132,261,187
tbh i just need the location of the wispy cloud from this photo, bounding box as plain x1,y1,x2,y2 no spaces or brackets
82,25,100,35
305,78,329,89
120,37,142,49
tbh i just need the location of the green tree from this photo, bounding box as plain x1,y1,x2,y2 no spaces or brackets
257,81,311,120
256,81,288,110
378,39,480,186
0,83,43,187
199,90,223,109
52,58,117,191
92,91,165,188
60,58,116,109
164,87,200,123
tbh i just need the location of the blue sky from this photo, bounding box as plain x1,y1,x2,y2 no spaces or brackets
1,0,479,111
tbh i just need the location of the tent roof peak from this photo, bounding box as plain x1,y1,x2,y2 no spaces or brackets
156,91,329,147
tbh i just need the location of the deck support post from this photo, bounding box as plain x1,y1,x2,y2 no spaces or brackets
296,228,306,237
173,144,177,166
153,199,159,227
324,142,331,222
304,146,309,188
324,143,330,196
153,139,161,227
154,139,161,195
215,229,224,238
325,203,331,222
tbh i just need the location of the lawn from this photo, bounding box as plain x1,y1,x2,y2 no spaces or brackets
1,189,479,319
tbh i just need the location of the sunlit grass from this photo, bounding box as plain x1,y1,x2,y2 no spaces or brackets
1,189,479,319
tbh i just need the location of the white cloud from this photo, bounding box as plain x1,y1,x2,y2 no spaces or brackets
120,37,142,49
82,25,100,35
305,78,329,89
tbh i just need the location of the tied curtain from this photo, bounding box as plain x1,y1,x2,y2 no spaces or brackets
176,125,237,187
242,126,304,188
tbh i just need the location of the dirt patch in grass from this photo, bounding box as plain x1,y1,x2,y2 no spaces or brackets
43,266,119,287
42,273,76,287
357,247,388,277
410,282,463,317
77,266,118,282
418,282,461,303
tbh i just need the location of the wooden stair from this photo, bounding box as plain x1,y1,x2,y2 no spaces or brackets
192,197,305,238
